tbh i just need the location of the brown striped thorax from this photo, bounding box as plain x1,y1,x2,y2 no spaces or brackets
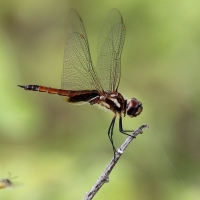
18,9,143,158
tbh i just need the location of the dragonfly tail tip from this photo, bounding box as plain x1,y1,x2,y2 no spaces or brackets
17,85,25,89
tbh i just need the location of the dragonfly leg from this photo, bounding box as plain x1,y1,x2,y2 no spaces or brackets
108,116,117,157
119,115,136,137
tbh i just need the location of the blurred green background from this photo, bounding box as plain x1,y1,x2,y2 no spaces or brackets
1,0,200,199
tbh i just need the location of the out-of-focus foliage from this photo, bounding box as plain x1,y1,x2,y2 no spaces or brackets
0,0,200,199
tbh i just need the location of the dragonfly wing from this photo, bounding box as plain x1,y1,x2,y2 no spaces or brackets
96,9,126,92
62,9,102,92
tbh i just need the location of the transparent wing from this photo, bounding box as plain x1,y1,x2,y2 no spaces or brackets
62,9,102,92
96,9,126,92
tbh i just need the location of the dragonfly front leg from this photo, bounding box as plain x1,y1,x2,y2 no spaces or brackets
119,115,136,137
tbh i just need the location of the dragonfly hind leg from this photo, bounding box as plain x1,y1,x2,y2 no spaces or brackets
108,116,117,157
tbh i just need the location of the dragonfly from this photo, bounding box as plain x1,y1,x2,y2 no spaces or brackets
18,9,143,157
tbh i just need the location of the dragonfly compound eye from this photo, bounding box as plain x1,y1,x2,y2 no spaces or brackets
126,98,143,118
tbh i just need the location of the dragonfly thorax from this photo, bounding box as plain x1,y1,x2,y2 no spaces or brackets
126,98,143,118
96,92,125,114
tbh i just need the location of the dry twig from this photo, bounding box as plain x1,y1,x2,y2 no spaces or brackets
84,124,148,200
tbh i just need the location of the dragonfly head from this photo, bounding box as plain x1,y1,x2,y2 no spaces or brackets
126,98,143,118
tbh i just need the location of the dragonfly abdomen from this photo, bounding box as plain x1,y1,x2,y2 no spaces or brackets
18,85,72,96
18,85,100,103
